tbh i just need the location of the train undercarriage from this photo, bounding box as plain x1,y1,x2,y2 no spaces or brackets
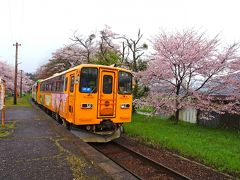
37,103,124,142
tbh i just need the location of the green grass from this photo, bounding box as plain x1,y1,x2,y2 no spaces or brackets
137,106,155,113
0,122,15,138
6,94,31,107
124,113,240,175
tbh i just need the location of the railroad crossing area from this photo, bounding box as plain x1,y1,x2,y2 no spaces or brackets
0,105,136,180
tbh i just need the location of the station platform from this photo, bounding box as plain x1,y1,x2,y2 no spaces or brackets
0,104,136,180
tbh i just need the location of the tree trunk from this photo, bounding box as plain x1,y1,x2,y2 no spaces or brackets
132,42,138,72
175,85,180,123
133,79,138,98
175,108,180,123
132,79,139,113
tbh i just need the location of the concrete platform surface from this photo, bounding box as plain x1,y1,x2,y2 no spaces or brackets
0,104,136,180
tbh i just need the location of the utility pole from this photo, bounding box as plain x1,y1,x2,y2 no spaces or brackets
20,70,23,98
13,42,21,105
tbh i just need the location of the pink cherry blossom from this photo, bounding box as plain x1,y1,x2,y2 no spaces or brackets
0,58,33,93
137,30,240,121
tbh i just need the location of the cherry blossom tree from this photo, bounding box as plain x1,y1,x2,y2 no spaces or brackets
118,29,149,106
71,25,122,66
36,44,88,79
93,25,121,65
71,32,97,63
52,44,89,67
138,30,240,122
121,29,148,72
0,59,14,92
0,58,33,94
19,72,34,93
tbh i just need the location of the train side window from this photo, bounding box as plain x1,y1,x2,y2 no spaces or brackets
70,76,75,93
57,75,64,92
103,75,113,94
46,84,49,91
41,83,46,92
56,81,59,92
52,82,56,92
57,81,62,92
64,77,68,91
50,82,54,92
59,81,64,92
40,84,43,91
49,83,52,92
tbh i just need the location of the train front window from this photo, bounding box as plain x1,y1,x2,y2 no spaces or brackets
80,68,98,93
118,71,132,94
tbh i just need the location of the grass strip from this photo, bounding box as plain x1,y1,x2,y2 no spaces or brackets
0,122,15,138
6,94,31,107
124,113,240,174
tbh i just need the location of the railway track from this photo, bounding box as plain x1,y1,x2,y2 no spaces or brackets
90,141,191,180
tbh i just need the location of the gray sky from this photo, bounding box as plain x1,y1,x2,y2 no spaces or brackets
0,0,240,73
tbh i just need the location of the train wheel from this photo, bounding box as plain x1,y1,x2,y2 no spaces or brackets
56,114,63,125
120,126,125,133
63,119,71,130
51,112,56,120
46,109,52,116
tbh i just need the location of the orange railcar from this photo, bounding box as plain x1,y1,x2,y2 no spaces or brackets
33,64,132,141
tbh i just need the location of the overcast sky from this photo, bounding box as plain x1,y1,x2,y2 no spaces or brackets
0,0,240,73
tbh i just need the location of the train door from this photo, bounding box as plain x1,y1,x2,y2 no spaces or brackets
67,73,76,123
98,69,116,117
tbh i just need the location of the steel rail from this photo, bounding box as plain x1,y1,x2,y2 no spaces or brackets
90,141,191,180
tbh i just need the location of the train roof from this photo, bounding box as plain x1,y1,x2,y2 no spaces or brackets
39,64,132,83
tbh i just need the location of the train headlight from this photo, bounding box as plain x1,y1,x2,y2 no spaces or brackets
120,103,130,109
81,103,93,109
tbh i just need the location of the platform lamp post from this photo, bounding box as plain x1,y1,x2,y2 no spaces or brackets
13,42,21,105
